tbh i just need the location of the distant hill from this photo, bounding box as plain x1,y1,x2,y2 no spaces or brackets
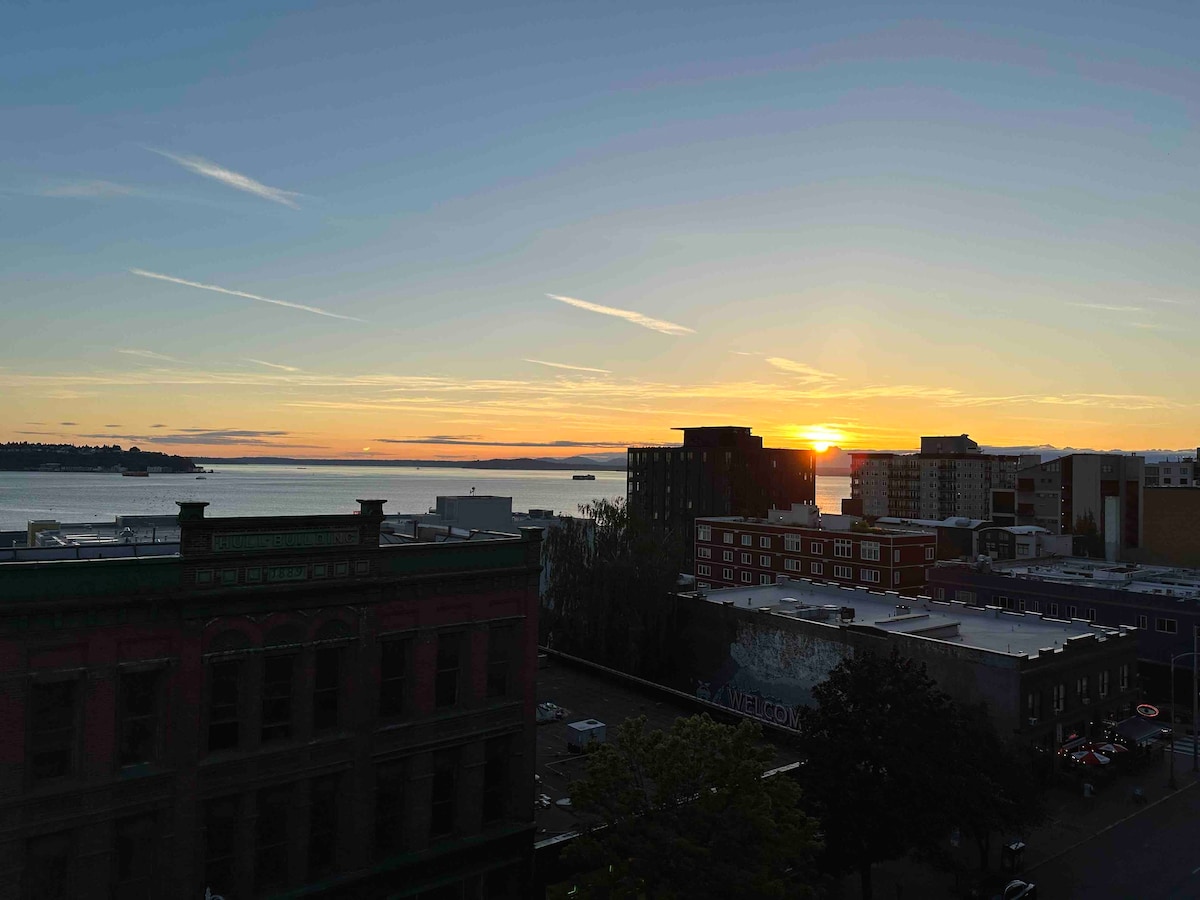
195,455,625,471
0,442,197,473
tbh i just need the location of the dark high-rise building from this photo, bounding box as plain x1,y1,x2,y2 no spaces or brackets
0,499,541,899
627,426,816,569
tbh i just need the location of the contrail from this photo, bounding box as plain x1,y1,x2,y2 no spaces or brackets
547,293,693,336
130,269,365,322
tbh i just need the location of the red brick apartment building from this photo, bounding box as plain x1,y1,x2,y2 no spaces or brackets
693,506,935,593
0,499,541,900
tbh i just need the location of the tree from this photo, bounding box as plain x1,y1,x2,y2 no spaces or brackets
552,714,821,900
541,498,683,679
942,705,1045,872
1072,511,1104,558
799,649,965,899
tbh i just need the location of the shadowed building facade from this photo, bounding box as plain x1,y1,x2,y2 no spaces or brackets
627,427,816,571
0,499,541,900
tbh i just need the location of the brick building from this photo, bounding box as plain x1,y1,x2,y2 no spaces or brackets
0,499,542,899
627,426,816,570
694,504,935,593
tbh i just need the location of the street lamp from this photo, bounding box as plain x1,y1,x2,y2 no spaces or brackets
1167,626,1199,789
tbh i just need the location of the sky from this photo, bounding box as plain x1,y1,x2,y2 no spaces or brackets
3,0,1199,459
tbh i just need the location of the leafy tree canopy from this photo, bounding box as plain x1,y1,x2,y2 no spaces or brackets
553,714,821,900
542,498,683,678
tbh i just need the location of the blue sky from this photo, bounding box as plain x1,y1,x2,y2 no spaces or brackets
3,0,1199,456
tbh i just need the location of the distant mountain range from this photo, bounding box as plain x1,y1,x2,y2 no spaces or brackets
195,455,625,471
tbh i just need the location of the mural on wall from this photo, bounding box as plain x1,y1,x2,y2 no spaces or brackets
697,618,851,730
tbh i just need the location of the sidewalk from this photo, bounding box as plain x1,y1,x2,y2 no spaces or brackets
834,747,1200,898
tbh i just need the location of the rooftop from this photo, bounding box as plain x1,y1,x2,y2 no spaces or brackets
686,577,1130,658
955,557,1200,601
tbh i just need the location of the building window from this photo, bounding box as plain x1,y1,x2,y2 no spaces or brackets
811,562,824,576
379,638,409,718
894,571,901,585
1068,606,1078,619
861,569,880,583
894,549,901,563
113,814,156,898
308,774,340,879
1049,603,1059,618
759,555,770,567
482,737,510,825
741,571,753,584
723,533,733,544
203,796,239,896
118,669,160,767
436,633,463,709
956,590,976,604
722,550,734,562
487,625,516,699
1087,608,1097,622
722,568,733,580
430,750,458,838
834,565,852,579
834,539,853,558
810,541,824,554
697,546,711,559
1052,683,1065,713
313,647,342,733
29,679,76,780
784,535,801,552
1098,670,1110,699
741,552,752,564
696,564,711,576
925,547,935,561
1136,615,1148,630
261,654,296,743
255,784,294,893
1027,691,1041,721
860,541,880,561
1119,664,1129,690
1155,618,1178,634
759,536,771,549
1076,676,1089,700
760,574,772,584
375,759,406,858
741,534,752,546
25,830,74,900
784,559,801,572
696,525,711,542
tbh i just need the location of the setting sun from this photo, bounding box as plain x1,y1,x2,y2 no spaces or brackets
795,425,846,453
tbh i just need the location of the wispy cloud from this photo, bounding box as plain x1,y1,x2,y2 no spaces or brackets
41,180,134,198
377,436,632,448
81,428,314,447
60,421,77,426
129,269,365,322
245,358,302,372
149,149,300,208
547,293,694,336
1069,303,1144,313
1149,297,1187,306
523,358,611,374
765,357,840,384
118,348,181,363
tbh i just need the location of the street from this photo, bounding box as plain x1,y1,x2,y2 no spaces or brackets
1030,779,1200,898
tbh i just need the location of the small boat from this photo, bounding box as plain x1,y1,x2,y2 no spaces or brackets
196,476,207,480
122,471,149,477
572,474,596,480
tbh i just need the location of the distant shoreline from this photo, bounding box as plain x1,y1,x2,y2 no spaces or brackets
193,456,626,472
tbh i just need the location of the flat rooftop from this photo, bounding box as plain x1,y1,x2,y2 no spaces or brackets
687,577,1129,658
534,654,802,845
971,557,1200,601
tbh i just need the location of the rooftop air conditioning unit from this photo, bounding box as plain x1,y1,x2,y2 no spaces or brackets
566,719,607,752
